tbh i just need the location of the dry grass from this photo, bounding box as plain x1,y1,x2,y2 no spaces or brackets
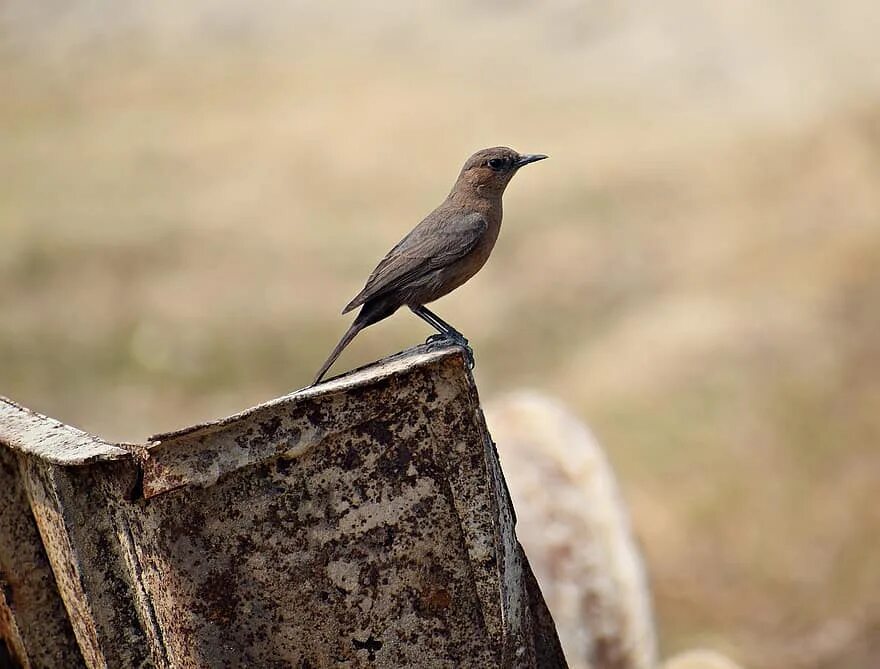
2,3,880,667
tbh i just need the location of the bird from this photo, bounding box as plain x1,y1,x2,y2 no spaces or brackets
312,146,547,385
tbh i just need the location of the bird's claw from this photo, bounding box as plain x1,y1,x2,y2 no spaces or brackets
425,333,475,369
425,332,469,347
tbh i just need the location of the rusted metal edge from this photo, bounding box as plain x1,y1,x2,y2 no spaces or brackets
0,582,30,669
147,342,466,443
0,397,131,465
1,344,467,496
21,460,108,667
140,343,470,499
0,345,466,471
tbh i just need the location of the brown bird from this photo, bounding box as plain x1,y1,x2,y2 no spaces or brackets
312,146,547,385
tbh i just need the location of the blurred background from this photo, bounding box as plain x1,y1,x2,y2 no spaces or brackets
2,2,879,667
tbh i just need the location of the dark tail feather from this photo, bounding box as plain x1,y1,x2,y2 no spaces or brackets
341,293,363,314
312,298,398,386
312,320,365,386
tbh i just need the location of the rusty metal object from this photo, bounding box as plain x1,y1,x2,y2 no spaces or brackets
0,446,85,669
0,344,567,668
0,398,151,669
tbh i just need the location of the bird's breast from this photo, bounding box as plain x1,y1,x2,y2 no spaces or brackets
420,219,501,302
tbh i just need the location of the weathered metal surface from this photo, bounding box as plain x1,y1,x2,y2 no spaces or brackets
132,345,561,667
0,398,162,668
140,347,461,498
0,441,85,669
22,458,152,669
0,343,567,668
0,398,128,465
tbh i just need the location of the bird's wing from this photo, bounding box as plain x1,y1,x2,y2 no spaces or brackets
342,210,488,313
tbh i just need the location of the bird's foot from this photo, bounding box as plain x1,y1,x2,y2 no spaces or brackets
424,333,474,369
425,331,469,347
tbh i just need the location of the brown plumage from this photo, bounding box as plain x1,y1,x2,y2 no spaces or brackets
312,146,547,385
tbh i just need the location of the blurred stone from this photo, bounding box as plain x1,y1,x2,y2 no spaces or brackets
0,344,567,668
486,392,656,669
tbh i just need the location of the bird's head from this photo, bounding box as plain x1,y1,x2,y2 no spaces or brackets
453,147,547,197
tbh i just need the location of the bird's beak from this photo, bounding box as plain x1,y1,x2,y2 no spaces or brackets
515,153,548,168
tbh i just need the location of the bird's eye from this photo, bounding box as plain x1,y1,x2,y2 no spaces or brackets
487,158,505,170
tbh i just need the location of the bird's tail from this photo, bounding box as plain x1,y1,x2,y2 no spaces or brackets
312,298,398,386
312,320,365,386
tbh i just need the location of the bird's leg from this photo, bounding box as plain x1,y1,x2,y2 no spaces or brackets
410,306,467,344
410,306,474,369
422,307,468,343
410,307,451,340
